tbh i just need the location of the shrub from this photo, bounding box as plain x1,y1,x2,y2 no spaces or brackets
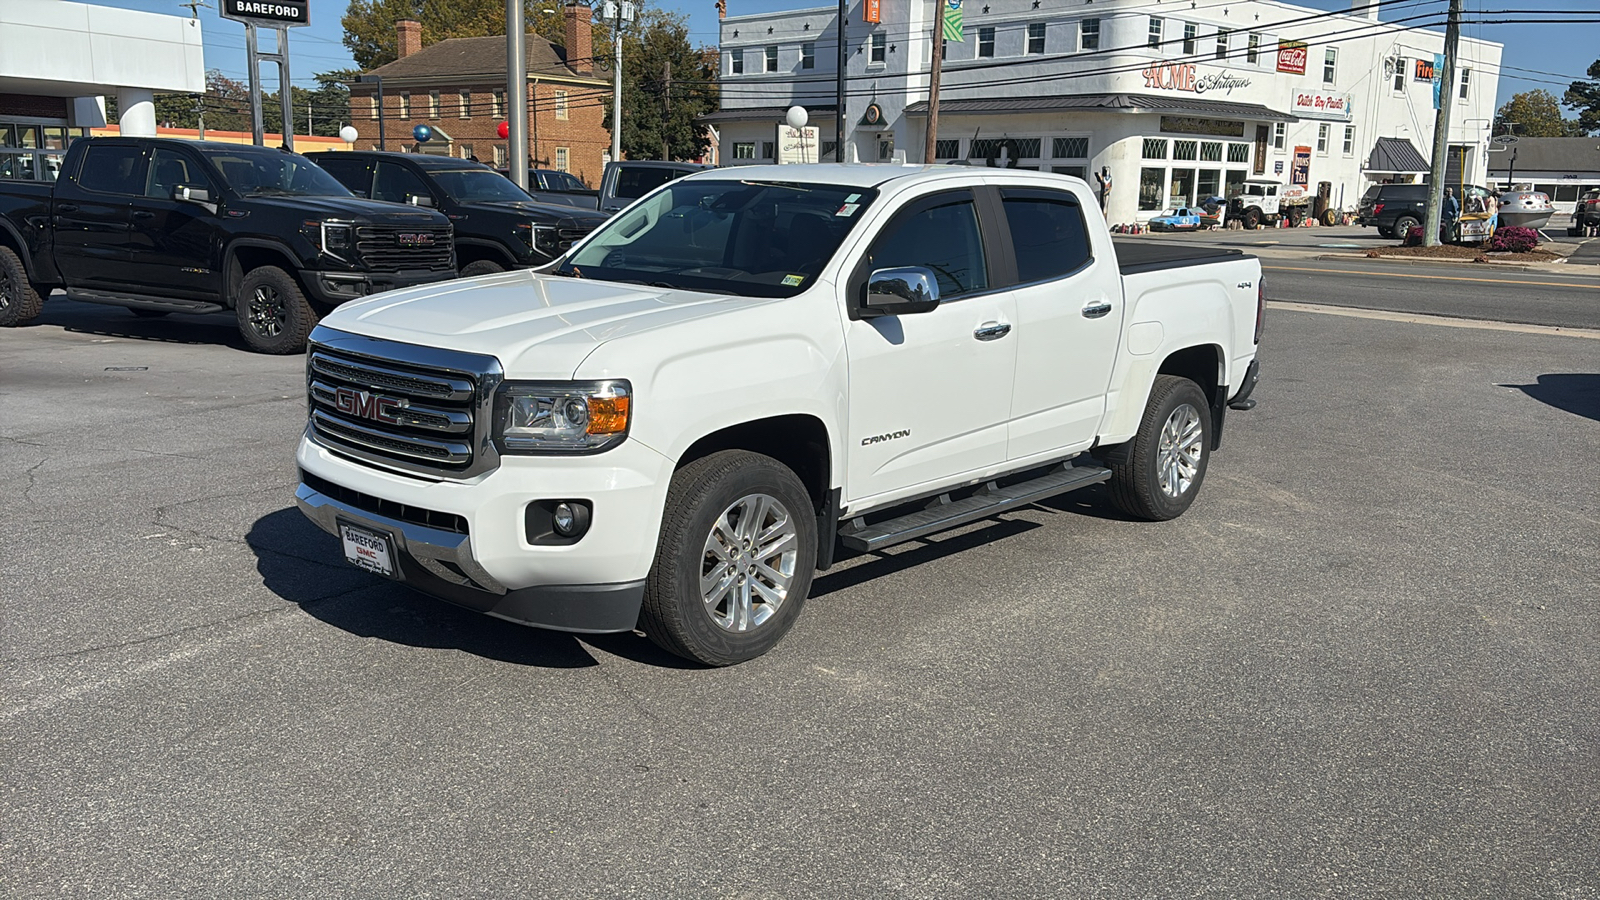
1490,226,1539,253
1402,225,1424,246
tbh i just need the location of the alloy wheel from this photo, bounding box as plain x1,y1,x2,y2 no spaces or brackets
247,285,285,338
699,492,798,633
1156,403,1204,499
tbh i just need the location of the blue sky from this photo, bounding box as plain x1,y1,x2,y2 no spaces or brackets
93,0,1594,112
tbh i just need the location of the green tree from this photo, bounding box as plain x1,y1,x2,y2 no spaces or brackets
1493,89,1584,137
262,72,356,137
342,0,571,70
106,69,251,133
603,13,717,161
1565,59,1600,136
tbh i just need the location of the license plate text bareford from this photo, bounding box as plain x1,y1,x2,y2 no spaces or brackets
340,522,396,577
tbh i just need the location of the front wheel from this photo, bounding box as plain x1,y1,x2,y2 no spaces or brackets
1242,208,1261,230
235,266,316,354
640,450,818,666
1103,375,1212,522
459,259,505,278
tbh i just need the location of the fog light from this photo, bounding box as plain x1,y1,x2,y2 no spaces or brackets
553,502,577,535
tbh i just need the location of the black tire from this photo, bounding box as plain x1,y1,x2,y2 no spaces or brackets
235,266,317,354
1393,215,1420,237
1242,208,1261,230
459,259,506,278
1288,209,1305,228
129,308,170,319
0,245,45,327
1103,375,1212,522
1320,208,1339,227
640,450,818,666
1377,226,1395,238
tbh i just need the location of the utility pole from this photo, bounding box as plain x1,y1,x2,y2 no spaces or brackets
923,4,946,163
194,94,206,140
507,0,528,189
610,2,631,164
835,0,846,161
1422,0,1461,247
662,59,671,161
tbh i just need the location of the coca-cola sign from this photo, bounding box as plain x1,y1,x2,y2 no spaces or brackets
1290,90,1352,121
1277,40,1308,75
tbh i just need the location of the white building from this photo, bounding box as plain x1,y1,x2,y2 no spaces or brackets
1,0,205,180
710,0,1500,224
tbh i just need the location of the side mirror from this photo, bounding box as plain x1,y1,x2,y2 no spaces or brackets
408,194,434,208
863,266,940,317
171,184,210,204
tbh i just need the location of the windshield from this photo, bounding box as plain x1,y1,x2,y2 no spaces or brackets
432,169,533,204
560,180,878,298
198,146,352,197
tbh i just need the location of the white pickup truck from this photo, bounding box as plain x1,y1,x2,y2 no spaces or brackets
295,165,1262,665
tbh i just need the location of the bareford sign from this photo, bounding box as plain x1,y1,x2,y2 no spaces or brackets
221,0,309,26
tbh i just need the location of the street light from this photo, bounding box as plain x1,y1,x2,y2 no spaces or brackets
354,73,386,150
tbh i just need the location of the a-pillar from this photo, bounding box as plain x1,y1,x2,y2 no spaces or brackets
116,88,157,137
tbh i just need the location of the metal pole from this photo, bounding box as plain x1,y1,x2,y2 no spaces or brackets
246,23,265,146
507,0,528,189
1422,0,1460,247
277,25,294,150
376,77,386,150
835,0,846,161
923,4,945,163
612,6,623,163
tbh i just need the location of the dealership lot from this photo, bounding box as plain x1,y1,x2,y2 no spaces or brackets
3,297,1598,897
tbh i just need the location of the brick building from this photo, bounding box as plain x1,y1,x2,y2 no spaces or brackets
348,5,612,188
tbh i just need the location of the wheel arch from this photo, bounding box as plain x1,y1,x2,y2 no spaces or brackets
0,218,43,283
675,414,833,514
224,239,305,309
454,238,519,270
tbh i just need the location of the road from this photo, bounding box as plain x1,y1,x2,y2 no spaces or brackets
3,291,1599,898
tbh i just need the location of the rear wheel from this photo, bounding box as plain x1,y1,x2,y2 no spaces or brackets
1393,215,1420,238
459,259,505,278
1377,226,1395,238
1104,375,1212,522
235,266,317,354
0,245,45,327
1242,208,1261,230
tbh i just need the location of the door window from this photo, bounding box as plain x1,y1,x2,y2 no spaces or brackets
76,144,144,195
314,156,374,197
144,148,204,198
372,161,431,204
863,196,988,298
1001,190,1091,283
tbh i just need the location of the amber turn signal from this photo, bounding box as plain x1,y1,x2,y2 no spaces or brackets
587,394,630,435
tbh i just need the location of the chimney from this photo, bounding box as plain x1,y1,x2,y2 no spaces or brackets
564,4,593,75
396,19,422,59
1350,0,1380,21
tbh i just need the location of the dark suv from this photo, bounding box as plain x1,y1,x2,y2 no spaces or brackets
311,152,608,275
1356,183,1489,238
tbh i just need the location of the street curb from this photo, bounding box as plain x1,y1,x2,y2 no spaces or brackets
1311,253,1574,273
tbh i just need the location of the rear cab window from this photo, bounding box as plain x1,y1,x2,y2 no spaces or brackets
999,188,1092,284
76,143,145,195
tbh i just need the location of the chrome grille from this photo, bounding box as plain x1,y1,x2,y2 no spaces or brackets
355,225,455,272
305,328,503,479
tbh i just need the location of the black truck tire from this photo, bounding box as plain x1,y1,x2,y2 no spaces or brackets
1242,208,1261,230
640,450,818,666
1104,375,1212,522
1378,226,1395,238
236,266,317,354
1393,215,1420,238
0,246,45,327
460,259,505,277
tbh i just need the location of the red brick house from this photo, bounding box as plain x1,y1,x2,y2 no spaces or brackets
348,5,612,188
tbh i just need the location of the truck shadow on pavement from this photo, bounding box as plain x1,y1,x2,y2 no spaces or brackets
245,508,701,670
36,298,250,351
1500,373,1600,423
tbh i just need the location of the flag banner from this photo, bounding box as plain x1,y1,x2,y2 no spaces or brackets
944,0,964,42
1432,53,1444,110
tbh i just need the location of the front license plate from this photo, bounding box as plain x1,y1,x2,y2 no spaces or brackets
340,522,397,578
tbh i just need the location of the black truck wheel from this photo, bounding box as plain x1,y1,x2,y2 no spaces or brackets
1393,215,1420,238
460,259,505,277
1103,375,1212,522
0,246,45,327
236,266,317,354
640,450,818,666
1242,208,1261,230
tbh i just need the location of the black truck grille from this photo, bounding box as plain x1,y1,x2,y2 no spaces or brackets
306,336,502,479
356,225,454,272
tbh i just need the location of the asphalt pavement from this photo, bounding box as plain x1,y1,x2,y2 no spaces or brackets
3,295,1599,898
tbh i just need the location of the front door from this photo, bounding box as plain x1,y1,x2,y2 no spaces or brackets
842,189,1017,509
51,141,143,290
124,146,221,299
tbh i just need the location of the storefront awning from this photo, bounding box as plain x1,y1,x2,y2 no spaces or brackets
1365,137,1430,173
902,93,1297,122
699,105,837,124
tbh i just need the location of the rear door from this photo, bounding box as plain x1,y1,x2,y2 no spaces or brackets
992,184,1124,462
51,141,144,289
314,155,376,198
123,145,221,299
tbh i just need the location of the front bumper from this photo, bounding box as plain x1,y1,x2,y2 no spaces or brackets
304,268,455,306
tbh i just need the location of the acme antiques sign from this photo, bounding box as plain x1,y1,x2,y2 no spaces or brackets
1142,62,1252,95
1277,41,1308,75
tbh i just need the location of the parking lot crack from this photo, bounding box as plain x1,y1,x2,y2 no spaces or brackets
3,604,296,665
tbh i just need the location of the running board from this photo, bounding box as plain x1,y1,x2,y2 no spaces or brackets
838,463,1113,553
64,288,223,315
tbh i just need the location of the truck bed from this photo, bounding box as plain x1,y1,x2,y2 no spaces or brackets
1113,241,1250,275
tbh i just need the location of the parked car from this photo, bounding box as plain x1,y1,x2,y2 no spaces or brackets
293,165,1263,665
1147,206,1221,232
0,138,456,353
495,167,600,209
1355,183,1491,238
1229,178,1312,229
1570,188,1600,236
597,160,713,213
310,152,608,276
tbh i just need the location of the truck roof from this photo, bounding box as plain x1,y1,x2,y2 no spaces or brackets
305,149,491,171
680,163,1087,191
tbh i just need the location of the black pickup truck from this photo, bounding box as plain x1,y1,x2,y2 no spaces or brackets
309,152,607,275
0,137,456,353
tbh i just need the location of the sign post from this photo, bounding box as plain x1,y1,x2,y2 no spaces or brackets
221,0,311,149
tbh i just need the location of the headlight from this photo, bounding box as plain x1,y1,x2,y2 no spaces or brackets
515,221,561,257
494,380,631,454
301,220,353,259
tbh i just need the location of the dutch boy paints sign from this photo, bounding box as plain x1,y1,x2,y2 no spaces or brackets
1290,91,1352,121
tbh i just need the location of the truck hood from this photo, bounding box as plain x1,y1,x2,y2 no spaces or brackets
244,195,448,226
455,200,609,228
320,270,769,379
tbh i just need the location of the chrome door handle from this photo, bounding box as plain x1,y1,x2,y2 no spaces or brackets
974,322,1012,341
1082,301,1113,319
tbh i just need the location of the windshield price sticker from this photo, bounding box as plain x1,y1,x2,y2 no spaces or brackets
782,274,805,286
835,203,860,217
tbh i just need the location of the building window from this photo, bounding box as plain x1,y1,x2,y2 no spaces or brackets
458,90,471,119
1173,140,1198,161
492,90,504,118
428,90,440,119
1139,168,1165,211
733,142,755,159
368,96,379,120
493,145,505,166
1459,68,1471,100
1226,143,1249,164
1081,18,1099,50
1343,126,1355,155
802,42,815,69
398,92,410,118
871,33,886,64
764,45,778,72
1200,141,1223,162
1273,122,1286,150
554,147,569,171
554,90,569,120
1215,30,1229,60
762,141,775,159
1323,47,1337,84
977,27,995,58
1053,136,1088,158
1247,33,1260,64
877,134,894,161
1148,17,1163,49
1316,124,1329,154
1183,22,1196,55
1392,58,1406,93
731,49,743,75
1198,169,1221,201
935,139,960,159
1142,137,1167,160
1027,23,1046,55
821,141,838,161
459,143,474,160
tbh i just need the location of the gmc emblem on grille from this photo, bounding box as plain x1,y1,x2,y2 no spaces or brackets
334,387,408,424
396,233,434,247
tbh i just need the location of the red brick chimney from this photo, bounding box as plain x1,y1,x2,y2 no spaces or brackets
563,4,593,75
396,19,422,59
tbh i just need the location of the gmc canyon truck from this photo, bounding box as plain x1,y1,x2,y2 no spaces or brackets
294,166,1263,665
0,138,456,353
